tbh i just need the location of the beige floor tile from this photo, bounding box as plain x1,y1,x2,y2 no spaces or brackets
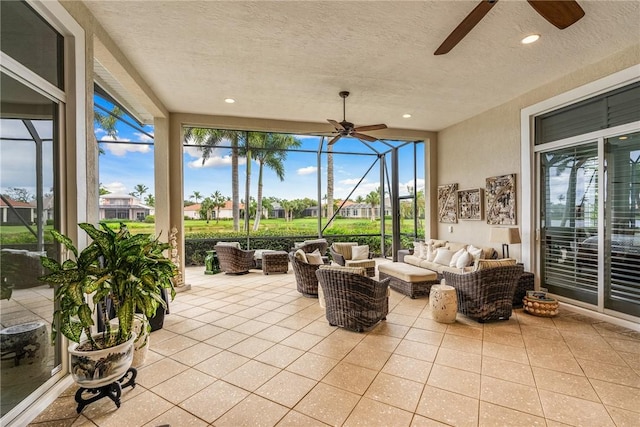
227,335,275,358
428,363,480,398
435,347,482,373
343,396,414,427
280,330,325,351
222,359,280,391
410,414,451,426
256,370,318,408
607,405,640,427
343,342,393,370
482,328,524,348
254,324,297,342
445,322,483,339
412,317,449,334
527,350,583,375
144,406,208,427
300,320,339,337
577,358,640,388
87,390,173,427
404,328,445,346
524,335,573,358
481,356,535,386
276,410,331,426
479,401,546,426
386,312,418,327
150,367,216,404
214,394,289,426
151,334,200,356
232,318,271,335
564,335,627,365
591,378,640,413
480,375,543,417
214,314,251,329
179,380,249,423
382,354,433,383
182,323,225,341
136,357,189,388
255,343,305,368
255,310,291,324
440,333,483,355
364,372,424,412
360,332,403,352
370,321,411,338
192,309,228,323
294,382,361,426
148,328,177,344
604,336,640,354
395,339,439,362
29,395,81,424
415,385,479,427
193,350,249,378
169,341,221,366
322,361,378,394
310,336,360,359
532,367,600,402
539,389,615,426
520,324,564,340
286,352,340,380
482,340,529,364
278,314,316,330
204,329,250,349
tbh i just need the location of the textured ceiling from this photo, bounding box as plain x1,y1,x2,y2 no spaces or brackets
84,0,640,131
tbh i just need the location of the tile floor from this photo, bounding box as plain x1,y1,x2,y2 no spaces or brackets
29,262,640,426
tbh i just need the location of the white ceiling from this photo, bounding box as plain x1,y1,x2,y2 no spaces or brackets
84,0,640,132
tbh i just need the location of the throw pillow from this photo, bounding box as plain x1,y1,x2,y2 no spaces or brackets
426,242,437,262
433,248,454,266
456,250,473,268
412,241,423,258
429,239,448,249
351,245,369,260
467,245,483,261
294,249,308,263
449,248,467,267
306,249,324,265
475,258,517,271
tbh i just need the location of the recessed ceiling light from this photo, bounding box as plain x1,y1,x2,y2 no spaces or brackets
224,98,236,104
402,113,412,118
619,136,628,140
521,34,540,44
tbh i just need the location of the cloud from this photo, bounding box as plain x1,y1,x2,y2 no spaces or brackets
134,132,154,142
297,166,317,175
103,182,128,194
187,154,247,169
101,140,151,156
340,178,364,185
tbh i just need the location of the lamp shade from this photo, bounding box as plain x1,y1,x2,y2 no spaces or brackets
489,227,521,244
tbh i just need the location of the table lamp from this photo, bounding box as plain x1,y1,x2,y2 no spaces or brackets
490,227,521,259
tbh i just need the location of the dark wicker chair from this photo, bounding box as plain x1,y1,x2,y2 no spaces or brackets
443,264,524,322
315,268,390,332
289,251,322,297
214,244,256,275
296,239,328,255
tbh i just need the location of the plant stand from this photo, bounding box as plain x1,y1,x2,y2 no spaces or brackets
74,367,137,413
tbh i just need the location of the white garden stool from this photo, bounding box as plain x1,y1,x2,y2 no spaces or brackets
429,284,458,323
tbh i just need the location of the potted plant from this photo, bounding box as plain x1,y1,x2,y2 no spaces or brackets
39,223,176,388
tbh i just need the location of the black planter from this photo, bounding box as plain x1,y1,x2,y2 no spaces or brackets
148,288,169,332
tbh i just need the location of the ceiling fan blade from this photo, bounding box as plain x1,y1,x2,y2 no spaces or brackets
527,0,585,29
434,0,498,55
328,135,342,146
352,132,378,142
327,119,345,131
354,124,387,132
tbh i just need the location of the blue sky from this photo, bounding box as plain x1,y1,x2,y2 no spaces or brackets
96,96,425,203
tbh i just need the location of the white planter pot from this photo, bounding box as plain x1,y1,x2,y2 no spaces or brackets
132,314,150,368
68,333,136,388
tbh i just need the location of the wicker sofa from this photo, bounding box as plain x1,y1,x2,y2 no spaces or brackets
315,267,390,332
403,240,498,278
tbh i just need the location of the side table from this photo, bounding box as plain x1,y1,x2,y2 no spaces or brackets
429,284,457,323
262,251,289,275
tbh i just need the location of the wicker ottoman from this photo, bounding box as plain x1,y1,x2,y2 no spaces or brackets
345,259,376,277
378,262,439,298
262,251,289,275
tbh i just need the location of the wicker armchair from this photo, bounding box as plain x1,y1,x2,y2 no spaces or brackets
289,251,322,297
315,268,390,332
295,239,328,255
443,264,524,322
214,244,256,275
329,242,375,276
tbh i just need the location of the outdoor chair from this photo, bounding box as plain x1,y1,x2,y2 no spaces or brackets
315,268,390,332
329,242,375,276
214,244,255,275
443,264,524,322
289,251,322,297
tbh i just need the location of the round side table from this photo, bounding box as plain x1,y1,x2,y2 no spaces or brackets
429,284,458,323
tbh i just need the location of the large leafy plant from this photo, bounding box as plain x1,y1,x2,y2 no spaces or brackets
40,223,177,350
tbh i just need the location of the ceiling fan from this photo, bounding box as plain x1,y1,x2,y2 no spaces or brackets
327,91,387,146
434,0,585,55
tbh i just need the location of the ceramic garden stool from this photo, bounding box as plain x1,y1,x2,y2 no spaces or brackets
429,284,458,323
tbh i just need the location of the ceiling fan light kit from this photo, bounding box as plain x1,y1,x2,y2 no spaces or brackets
327,91,387,146
434,0,585,55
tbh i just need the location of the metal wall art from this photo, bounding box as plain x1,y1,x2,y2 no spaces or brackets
486,173,516,225
437,183,458,223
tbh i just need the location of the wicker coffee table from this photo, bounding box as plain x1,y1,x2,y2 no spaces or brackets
261,251,289,275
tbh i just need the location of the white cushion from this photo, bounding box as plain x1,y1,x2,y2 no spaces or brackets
412,241,423,258
217,241,241,249
306,249,324,265
467,245,483,262
294,249,308,263
433,248,454,266
426,243,436,262
449,248,467,267
456,250,473,268
351,245,369,260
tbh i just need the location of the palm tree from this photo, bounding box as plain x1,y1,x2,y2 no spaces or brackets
184,128,243,232
326,143,334,228
131,184,148,199
144,194,155,207
190,191,202,204
200,197,214,223
211,190,226,223
251,133,301,231
365,188,380,221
